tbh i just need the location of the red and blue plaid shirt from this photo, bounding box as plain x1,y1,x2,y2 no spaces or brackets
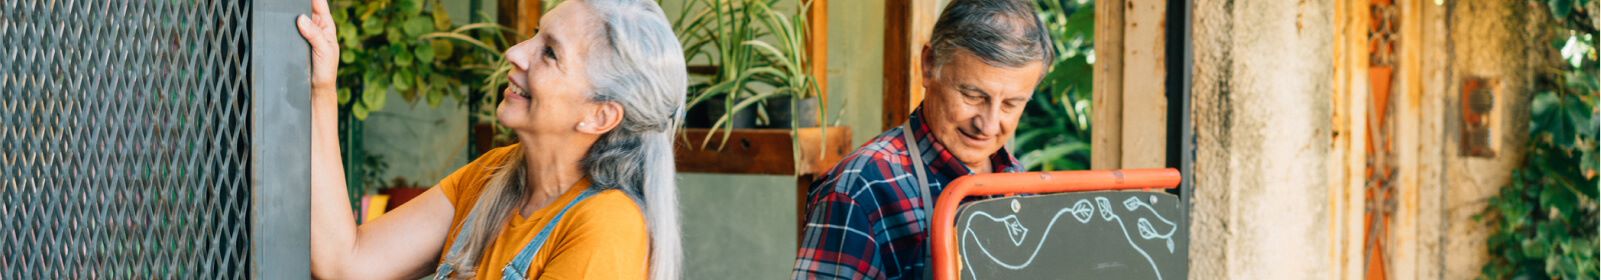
793,108,1023,280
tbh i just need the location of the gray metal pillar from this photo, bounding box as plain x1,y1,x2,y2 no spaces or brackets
251,0,313,278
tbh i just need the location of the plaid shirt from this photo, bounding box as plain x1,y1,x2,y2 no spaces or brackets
793,108,1023,280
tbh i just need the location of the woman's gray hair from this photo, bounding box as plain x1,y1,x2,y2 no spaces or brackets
442,0,686,279
577,0,687,279
927,0,1054,71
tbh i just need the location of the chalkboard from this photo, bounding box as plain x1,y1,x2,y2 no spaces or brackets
953,191,1187,280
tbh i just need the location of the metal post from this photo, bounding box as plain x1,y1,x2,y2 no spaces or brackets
1165,0,1196,277
251,0,313,278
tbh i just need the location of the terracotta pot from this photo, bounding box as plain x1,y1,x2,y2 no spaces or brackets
382,187,429,211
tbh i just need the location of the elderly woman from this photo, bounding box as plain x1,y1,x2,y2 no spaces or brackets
297,0,686,279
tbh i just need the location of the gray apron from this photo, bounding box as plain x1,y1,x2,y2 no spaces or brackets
901,123,937,280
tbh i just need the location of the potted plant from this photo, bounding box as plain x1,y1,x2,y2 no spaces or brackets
672,0,826,149
747,0,823,129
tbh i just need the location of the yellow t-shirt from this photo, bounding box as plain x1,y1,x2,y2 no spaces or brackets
437,144,649,279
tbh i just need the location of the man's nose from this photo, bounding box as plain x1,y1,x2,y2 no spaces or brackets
972,109,1002,137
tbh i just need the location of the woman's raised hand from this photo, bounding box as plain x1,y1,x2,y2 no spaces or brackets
297,0,339,94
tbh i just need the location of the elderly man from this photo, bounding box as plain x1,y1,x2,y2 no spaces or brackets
792,0,1053,279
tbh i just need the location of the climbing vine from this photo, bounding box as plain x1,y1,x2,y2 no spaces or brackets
1475,1,1599,279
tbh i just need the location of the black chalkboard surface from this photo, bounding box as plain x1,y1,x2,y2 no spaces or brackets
953,191,1187,280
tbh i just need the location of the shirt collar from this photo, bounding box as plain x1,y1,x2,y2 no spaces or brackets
906,107,1023,176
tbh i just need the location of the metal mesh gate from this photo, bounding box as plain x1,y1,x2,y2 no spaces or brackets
1,0,308,278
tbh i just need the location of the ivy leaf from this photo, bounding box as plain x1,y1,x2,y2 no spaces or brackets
393,68,415,92
415,40,436,63
363,80,388,112
386,26,404,45
332,3,349,23
402,17,434,37
360,18,384,36
431,39,455,61
353,101,370,120
428,75,450,107
431,0,452,30
338,19,358,44
394,45,415,67
414,73,430,102
397,0,423,16
337,88,352,105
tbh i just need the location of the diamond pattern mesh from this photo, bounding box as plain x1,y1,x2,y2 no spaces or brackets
1,0,254,278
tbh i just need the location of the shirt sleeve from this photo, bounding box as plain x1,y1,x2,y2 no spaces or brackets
794,174,887,279
537,192,651,280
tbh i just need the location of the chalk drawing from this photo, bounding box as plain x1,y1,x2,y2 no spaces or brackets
957,194,1178,280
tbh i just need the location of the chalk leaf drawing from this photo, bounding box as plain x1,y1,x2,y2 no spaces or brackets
959,194,1179,280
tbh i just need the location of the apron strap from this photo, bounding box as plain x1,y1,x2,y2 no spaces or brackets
901,122,936,279
901,123,935,228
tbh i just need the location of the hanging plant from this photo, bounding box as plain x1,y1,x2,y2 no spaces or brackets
330,0,517,120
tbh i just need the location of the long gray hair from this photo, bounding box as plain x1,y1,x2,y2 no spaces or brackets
443,0,686,279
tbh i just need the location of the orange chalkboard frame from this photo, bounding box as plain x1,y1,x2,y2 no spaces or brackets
930,168,1183,280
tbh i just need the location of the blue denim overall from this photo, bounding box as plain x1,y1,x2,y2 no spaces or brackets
433,188,601,280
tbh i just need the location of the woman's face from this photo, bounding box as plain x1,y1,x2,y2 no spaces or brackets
498,2,602,136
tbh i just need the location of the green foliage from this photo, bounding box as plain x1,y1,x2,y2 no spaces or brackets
669,0,821,148
1477,2,1599,279
1018,0,1095,171
330,0,517,120
330,0,518,201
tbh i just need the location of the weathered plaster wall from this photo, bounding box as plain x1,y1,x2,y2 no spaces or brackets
1414,1,1451,278
1190,0,1336,278
1433,1,1554,278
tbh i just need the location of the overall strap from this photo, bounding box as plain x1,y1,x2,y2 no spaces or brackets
500,188,602,280
433,206,485,280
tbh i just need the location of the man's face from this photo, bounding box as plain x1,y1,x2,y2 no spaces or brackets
920,47,1045,171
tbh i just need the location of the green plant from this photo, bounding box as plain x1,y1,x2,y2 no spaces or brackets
671,0,821,149
328,0,518,203
1017,0,1095,171
1476,1,1598,279
330,0,516,120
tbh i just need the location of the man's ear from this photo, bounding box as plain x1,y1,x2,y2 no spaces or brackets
579,101,625,135
920,44,937,82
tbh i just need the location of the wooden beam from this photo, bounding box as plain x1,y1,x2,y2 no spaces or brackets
673,127,853,176
807,0,829,115
1091,0,1126,170
1120,0,1168,169
497,0,541,36
882,0,938,130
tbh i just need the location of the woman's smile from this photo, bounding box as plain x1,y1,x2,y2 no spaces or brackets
505,85,531,102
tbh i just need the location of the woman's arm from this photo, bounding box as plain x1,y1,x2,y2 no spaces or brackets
299,0,457,278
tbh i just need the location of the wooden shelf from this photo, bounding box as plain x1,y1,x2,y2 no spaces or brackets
673,126,852,176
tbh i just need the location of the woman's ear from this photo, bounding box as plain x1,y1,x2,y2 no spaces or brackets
578,101,625,135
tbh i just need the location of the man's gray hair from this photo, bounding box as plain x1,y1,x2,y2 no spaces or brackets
928,0,1054,70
